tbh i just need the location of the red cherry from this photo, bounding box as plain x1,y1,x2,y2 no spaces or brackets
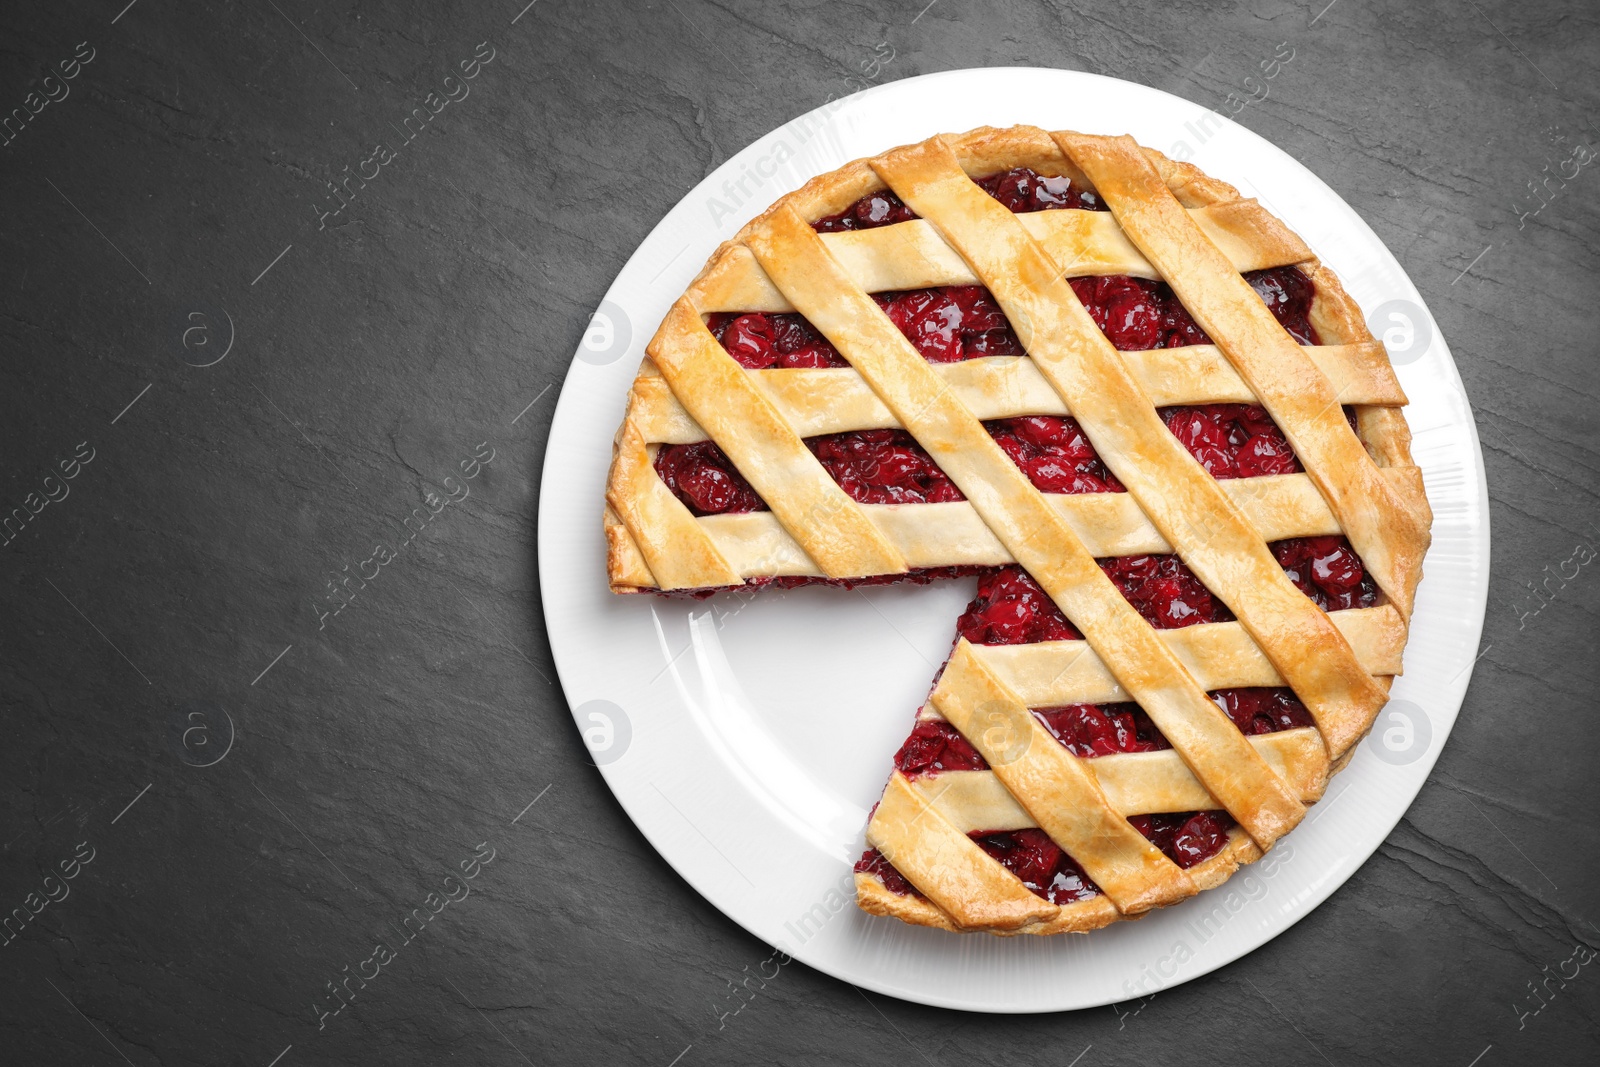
948,285,1008,332
719,314,777,368
894,720,987,776
1004,829,1063,886
975,168,1103,216
971,827,1099,904
1270,536,1377,609
1102,294,1162,350
1236,432,1301,477
964,328,1024,357
1010,415,1067,449
1164,408,1237,477
805,430,965,506
957,567,1080,645
853,848,915,895
1245,267,1319,344
1234,404,1279,438
1026,458,1110,494
1160,300,1211,347
654,441,765,515
1035,704,1122,757
1122,707,1172,751
1169,812,1232,868
856,191,913,227
1310,539,1365,592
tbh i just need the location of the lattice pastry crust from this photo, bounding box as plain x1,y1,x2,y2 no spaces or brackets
602,127,1431,936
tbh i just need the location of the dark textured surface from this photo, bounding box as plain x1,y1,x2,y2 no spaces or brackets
1,0,1596,1063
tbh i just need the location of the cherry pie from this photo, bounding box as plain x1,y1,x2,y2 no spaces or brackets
603,127,1431,935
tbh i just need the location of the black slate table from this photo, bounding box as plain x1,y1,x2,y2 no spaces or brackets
2,1,1596,1064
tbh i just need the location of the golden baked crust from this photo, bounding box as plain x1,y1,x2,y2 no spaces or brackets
600,125,1432,936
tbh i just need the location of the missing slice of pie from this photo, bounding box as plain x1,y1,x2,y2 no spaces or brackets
603,126,1431,935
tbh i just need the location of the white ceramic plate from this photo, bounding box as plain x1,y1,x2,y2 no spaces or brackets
537,68,1488,1012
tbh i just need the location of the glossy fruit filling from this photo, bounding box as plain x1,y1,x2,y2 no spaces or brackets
853,846,917,895
1130,812,1236,869
704,310,848,370
1273,534,1380,612
876,285,1026,361
956,558,1238,642
972,829,1100,904
701,263,1313,376
893,685,1313,780
664,263,1321,515
955,539,1377,646
1163,404,1299,479
1070,267,1318,349
655,431,965,516
810,430,965,505
653,440,765,516
654,397,1340,514
856,809,1236,901
989,415,1125,494
815,167,1105,234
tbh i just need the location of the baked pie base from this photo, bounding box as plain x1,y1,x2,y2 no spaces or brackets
601,126,1431,937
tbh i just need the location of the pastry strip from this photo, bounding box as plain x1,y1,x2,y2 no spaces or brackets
747,201,1305,849
930,641,1193,912
643,300,906,582
605,466,1426,587
1057,132,1432,621
879,135,1387,762
866,772,1058,930
604,421,739,590
627,343,1405,444
964,604,1406,708
913,727,1328,827
694,200,1310,313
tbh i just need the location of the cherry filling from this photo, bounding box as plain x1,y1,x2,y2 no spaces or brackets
705,311,848,370
653,440,764,516
1129,812,1236,870
988,415,1125,494
1162,404,1300,479
1070,275,1210,350
853,847,917,895
1249,266,1319,345
956,566,1082,645
815,167,1105,233
808,429,965,505
1212,687,1316,734
1069,266,1319,350
705,266,1316,373
893,688,1314,778
857,812,1233,900
972,829,1100,904
1272,534,1379,611
894,720,986,776
953,533,1376,645
1101,553,1234,629
875,286,1025,361
857,811,1232,899
1035,703,1170,757
654,431,963,514
956,559,1232,645
814,190,918,233
975,168,1105,213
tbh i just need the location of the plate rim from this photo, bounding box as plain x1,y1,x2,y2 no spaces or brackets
536,66,1490,1013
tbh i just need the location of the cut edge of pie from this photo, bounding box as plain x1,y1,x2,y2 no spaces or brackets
598,125,1432,937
